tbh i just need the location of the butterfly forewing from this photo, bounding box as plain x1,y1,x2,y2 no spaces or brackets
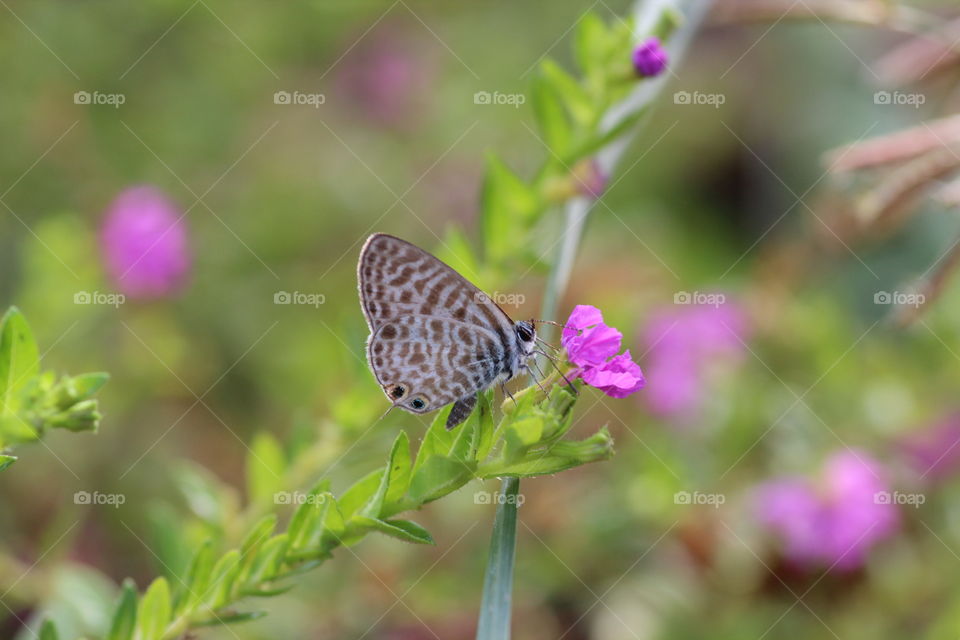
357,233,529,427
358,234,515,338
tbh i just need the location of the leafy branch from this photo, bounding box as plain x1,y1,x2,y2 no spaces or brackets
0,307,107,472
76,383,609,640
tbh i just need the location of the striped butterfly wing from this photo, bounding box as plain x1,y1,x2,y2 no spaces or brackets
358,233,518,426
366,314,506,414
357,233,515,340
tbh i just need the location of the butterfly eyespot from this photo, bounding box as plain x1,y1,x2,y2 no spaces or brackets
410,397,426,410
389,384,406,399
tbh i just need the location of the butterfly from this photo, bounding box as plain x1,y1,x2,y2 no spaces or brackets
358,233,538,429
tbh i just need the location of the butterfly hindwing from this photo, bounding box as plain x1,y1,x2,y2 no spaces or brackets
366,314,505,414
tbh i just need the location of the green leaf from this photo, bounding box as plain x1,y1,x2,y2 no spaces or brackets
475,390,497,461
384,431,412,506
194,611,267,627
574,12,610,76
408,455,475,505
39,619,59,640
352,516,435,545
238,515,278,581
531,73,573,157
0,454,16,472
246,432,286,504
245,533,289,584
480,154,541,262
337,468,382,520
0,307,40,414
135,577,171,640
106,579,138,640
205,549,241,608
434,227,486,290
540,59,594,125
287,497,322,551
565,108,647,163
175,541,213,615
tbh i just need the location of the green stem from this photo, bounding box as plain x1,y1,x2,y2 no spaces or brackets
473,1,712,638
475,476,520,640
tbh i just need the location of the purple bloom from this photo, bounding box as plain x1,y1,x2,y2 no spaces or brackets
100,186,190,298
755,450,900,571
632,38,668,77
581,350,645,399
561,305,644,398
642,301,747,420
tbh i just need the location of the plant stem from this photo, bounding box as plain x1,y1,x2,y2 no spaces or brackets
475,476,521,640
473,1,711,638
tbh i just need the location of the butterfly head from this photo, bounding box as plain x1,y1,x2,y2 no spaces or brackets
514,320,537,357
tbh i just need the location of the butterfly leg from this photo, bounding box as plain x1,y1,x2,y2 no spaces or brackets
500,381,519,409
446,393,478,430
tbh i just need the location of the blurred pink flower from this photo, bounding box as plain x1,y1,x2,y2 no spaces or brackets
755,450,900,571
100,185,190,298
334,26,434,129
899,412,960,483
642,301,747,419
562,305,644,398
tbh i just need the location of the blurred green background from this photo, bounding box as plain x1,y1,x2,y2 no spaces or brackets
3,1,960,638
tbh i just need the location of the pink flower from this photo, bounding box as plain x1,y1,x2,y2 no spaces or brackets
561,305,644,398
642,301,747,419
100,186,190,299
632,38,668,77
754,450,900,571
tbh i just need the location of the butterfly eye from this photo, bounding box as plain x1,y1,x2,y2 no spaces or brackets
389,384,407,399
409,397,427,411
516,323,534,342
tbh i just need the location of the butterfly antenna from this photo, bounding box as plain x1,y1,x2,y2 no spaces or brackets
534,349,579,395
535,336,560,351
533,319,573,331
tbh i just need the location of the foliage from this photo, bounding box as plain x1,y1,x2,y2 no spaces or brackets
0,307,107,471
